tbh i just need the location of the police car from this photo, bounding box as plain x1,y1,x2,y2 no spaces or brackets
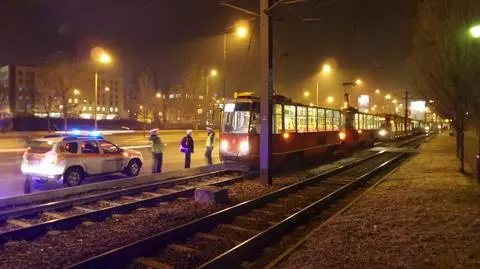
21,131,144,190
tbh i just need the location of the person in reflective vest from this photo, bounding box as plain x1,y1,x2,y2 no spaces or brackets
150,129,164,174
205,127,215,165
180,130,194,168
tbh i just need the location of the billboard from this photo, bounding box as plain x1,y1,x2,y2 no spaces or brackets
358,95,369,112
410,100,426,120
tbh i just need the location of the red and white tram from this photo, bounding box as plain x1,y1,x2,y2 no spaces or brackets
219,93,423,168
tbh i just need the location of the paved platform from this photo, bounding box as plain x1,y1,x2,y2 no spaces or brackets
276,133,480,269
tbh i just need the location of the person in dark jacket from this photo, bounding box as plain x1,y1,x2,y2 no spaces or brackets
180,129,194,168
150,129,164,174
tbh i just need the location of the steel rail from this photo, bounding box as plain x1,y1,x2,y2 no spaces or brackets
66,148,400,269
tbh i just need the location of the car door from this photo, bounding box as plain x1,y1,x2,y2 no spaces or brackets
80,140,102,175
99,140,123,173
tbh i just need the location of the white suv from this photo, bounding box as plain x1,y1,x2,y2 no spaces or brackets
21,134,144,192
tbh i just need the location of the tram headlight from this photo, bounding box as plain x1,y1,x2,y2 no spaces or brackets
378,129,387,137
239,141,249,153
339,131,347,141
220,140,229,151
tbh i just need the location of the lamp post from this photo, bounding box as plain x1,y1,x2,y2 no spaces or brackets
91,47,112,130
469,24,480,181
206,69,217,124
223,23,249,100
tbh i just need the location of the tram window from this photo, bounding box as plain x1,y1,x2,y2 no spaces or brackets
223,110,251,133
359,114,365,129
367,115,373,129
353,113,360,130
273,104,283,134
333,110,341,130
325,109,333,131
250,112,261,134
318,108,326,131
308,107,317,132
297,106,307,133
284,105,296,132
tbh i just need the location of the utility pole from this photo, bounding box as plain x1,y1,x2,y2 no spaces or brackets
404,91,409,135
260,0,273,185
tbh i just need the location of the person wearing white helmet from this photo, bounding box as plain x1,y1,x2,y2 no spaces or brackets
205,127,215,165
180,129,194,168
149,128,164,173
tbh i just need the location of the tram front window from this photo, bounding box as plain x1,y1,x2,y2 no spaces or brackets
223,110,251,133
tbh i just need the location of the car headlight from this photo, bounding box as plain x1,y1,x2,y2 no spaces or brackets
239,141,249,153
220,140,229,151
378,129,387,136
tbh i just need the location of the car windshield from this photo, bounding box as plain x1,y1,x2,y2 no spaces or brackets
28,141,55,154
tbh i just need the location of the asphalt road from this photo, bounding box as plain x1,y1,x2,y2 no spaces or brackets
0,131,220,198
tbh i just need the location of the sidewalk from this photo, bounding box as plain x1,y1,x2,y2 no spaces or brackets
277,133,480,269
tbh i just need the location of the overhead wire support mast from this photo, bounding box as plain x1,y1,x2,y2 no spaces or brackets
221,0,303,186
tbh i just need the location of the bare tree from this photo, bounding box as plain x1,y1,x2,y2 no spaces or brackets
39,53,82,132
134,68,158,135
408,0,480,172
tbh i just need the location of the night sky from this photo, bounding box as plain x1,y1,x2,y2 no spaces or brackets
0,0,416,106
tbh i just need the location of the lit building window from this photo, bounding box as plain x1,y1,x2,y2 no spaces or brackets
115,108,118,112
169,94,175,99
89,107,92,111
199,95,204,100
82,106,87,111
74,98,78,104
68,98,72,104
109,107,113,112
97,107,100,111
102,107,106,111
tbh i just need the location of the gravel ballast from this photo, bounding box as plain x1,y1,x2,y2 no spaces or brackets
0,150,371,268
278,133,480,269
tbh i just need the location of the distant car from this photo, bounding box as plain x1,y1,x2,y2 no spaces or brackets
21,131,143,192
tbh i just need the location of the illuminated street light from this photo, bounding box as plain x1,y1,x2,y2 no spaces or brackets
309,103,314,107
73,89,80,95
210,69,218,77
392,99,398,104
327,96,334,103
355,79,363,85
235,25,249,38
156,92,161,98
385,94,392,100
322,64,332,74
91,47,113,130
470,25,480,38
105,87,110,92
304,91,310,98
139,105,144,110
375,89,380,94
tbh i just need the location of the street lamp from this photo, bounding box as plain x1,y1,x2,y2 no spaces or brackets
470,25,480,38
327,96,334,104
303,91,310,98
322,64,332,74
223,21,250,100
206,69,218,124
315,63,333,106
385,94,391,100
355,78,363,85
73,89,80,95
392,99,398,104
91,47,112,130
375,89,380,94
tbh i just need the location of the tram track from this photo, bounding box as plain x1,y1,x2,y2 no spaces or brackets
0,170,249,243
66,136,428,269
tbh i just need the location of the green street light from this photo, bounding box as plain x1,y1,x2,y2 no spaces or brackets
470,25,480,38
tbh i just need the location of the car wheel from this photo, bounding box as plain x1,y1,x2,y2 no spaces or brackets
126,160,141,177
64,167,84,187
24,176,32,194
